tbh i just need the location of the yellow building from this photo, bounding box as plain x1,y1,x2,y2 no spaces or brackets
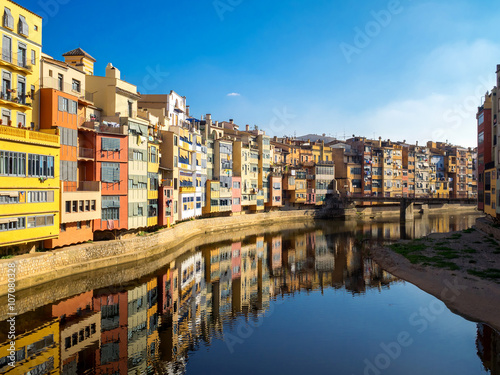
0,125,60,251
484,168,496,217
0,1,42,130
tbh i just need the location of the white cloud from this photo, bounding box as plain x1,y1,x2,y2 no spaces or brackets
227,92,241,97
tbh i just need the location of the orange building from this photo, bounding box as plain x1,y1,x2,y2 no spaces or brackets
40,55,101,248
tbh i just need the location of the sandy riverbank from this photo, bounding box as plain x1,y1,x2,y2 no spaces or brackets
370,217,500,331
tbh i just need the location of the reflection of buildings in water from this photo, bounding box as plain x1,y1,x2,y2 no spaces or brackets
127,283,148,375
53,291,100,373
477,323,500,375
93,289,129,374
0,320,60,375
0,225,409,375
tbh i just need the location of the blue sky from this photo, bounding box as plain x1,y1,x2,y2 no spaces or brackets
25,0,500,147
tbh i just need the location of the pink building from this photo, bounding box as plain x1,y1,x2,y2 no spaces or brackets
232,177,242,213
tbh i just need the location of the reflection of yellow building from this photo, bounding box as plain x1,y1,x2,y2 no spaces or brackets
0,125,60,250
0,319,59,374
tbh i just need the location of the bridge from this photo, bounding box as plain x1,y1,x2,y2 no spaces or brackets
341,196,476,222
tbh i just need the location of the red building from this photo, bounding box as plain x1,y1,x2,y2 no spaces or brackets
39,56,101,248
477,94,493,211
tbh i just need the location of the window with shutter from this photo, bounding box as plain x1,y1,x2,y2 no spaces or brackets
102,137,120,151
58,96,64,112
18,15,28,36
3,8,13,29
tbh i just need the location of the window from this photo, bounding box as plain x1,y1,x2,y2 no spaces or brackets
85,200,90,211
3,8,14,29
79,200,84,212
101,163,120,183
128,101,133,117
58,96,68,112
72,79,81,93
17,43,26,69
72,201,77,212
86,220,91,228
0,151,26,176
0,192,20,204
148,199,157,217
101,138,120,151
233,181,240,189
478,131,484,145
58,74,63,91
69,100,77,114
65,201,71,213
77,221,82,230
102,207,119,220
17,112,25,128
91,200,96,211
27,191,53,203
148,172,159,191
0,217,25,232
26,215,54,228
150,146,157,163
31,50,36,65
18,15,28,36
233,197,240,205
60,223,66,232
27,154,54,178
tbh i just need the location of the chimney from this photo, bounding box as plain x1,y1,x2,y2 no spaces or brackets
186,106,190,117
416,141,419,146
229,119,234,124
105,63,120,79
246,124,250,131
206,114,212,126
378,136,382,147
215,121,219,128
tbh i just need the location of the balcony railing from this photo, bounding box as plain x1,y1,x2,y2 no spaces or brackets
0,91,31,108
63,181,101,192
0,52,33,72
98,123,127,135
78,147,94,159
40,77,93,102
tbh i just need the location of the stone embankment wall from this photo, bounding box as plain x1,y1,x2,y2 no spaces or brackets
475,217,500,242
0,210,317,296
345,203,477,218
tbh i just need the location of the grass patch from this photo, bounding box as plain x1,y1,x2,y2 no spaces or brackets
463,248,477,254
447,233,462,240
1,254,13,259
462,228,476,234
434,246,454,251
467,268,500,280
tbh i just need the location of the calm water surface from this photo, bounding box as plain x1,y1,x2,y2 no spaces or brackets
1,213,498,375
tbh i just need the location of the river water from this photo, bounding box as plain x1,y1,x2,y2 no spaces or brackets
1,212,498,375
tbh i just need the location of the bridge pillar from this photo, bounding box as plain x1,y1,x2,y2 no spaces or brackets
400,199,414,223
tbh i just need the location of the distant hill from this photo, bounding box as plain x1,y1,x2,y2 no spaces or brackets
296,134,337,143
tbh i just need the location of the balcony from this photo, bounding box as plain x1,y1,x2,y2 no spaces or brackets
41,77,93,102
0,124,58,146
180,186,196,193
0,52,33,74
61,181,101,224
0,91,32,110
78,147,94,160
98,123,128,135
